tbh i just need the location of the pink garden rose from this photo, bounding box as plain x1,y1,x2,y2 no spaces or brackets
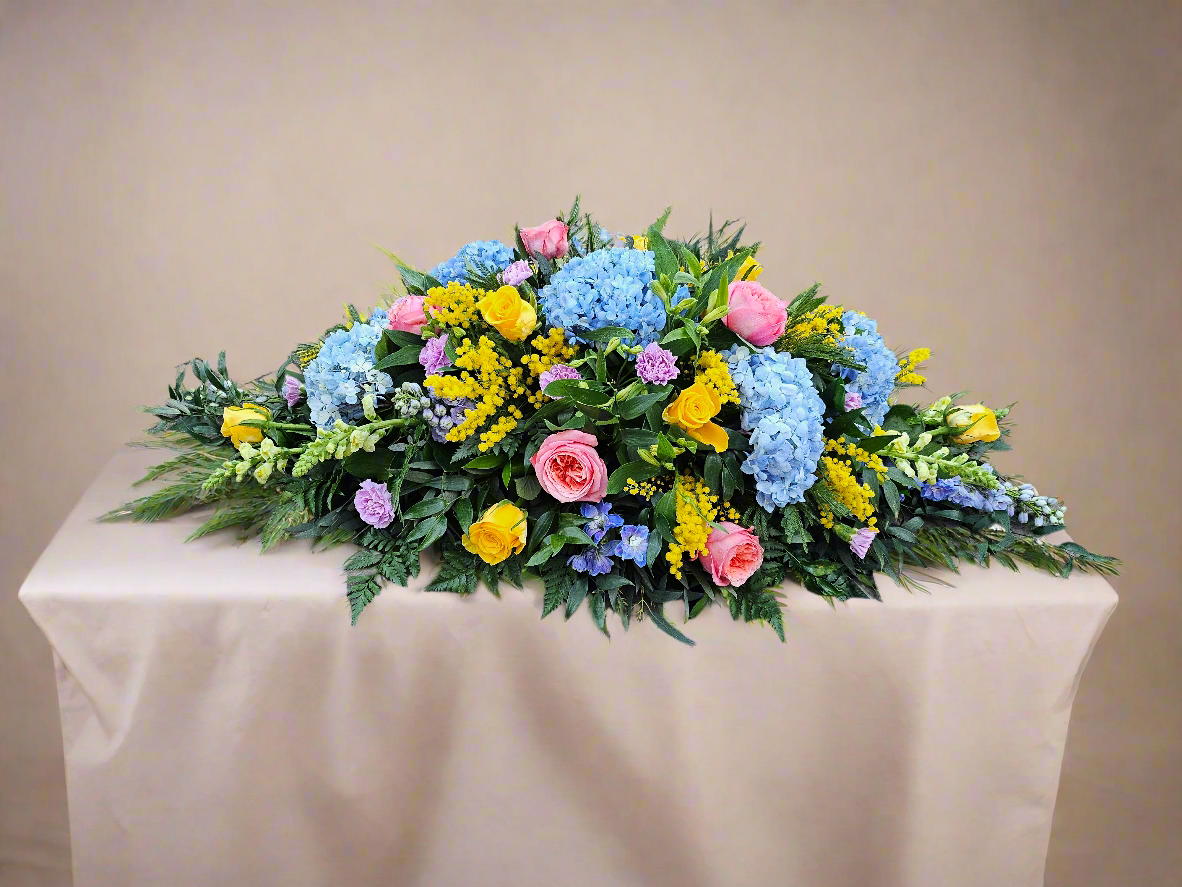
530,430,607,503
520,219,569,260
387,296,428,335
724,281,787,347
698,522,765,587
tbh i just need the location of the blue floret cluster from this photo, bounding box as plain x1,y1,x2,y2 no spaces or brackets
726,345,827,511
920,476,1013,513
834,311,897,426
303,308,393,430
538,248,667,348
429,240,515,285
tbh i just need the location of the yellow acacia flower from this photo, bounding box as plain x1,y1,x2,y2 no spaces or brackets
665,475,720,579
696,350,739,405
896,347,931,386
424,282,483,330
521,327,578,406
425,335,525,451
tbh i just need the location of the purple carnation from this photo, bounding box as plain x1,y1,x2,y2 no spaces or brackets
635,343,678,384
283,374,303,407
849,527,876,559
500,260,533,286
538,364,581,397
843,391,863,411
419,333,451,375
354,479,395,529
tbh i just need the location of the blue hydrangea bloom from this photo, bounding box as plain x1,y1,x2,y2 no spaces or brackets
538,248,667,348
726,345,827,511
303,308,394,429
430,240,515,286
834,311,897,426
920,477,1012,512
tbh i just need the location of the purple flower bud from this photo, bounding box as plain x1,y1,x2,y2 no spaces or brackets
538,364,582,397
500,260,533,287
354,479,395,529
844,391,864,411
283,375,303,407
849,527,876,559
634,343,678,385
418,334,451,375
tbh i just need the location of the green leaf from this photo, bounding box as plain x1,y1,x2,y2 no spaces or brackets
374,345,423,371
565,575,589,618
656,433,677,464
402,497,447,520
615,385,672,420
647,603,695,645
541,574,569,618
426,475,473,492
856,432,900,454
589,591,608,636
595,575,632,592
578,325,635,342
342,449,394,481
515,474,542,500
384,329,423,349
656,489,677,530
886,525,918,543
463,453,505,471
408,513,448,546
645,530,663,570
606,460,664,495
343,548,384,571
347,574,381,625
543,379,612,406
704,452,722,495
648,229,679,282
424,550,479,595
453,498,473,532
560,526,594,546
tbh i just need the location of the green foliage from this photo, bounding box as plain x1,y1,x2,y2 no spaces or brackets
424,548,480,596
344,528,423,623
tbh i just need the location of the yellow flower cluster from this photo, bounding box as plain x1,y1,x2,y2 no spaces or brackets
521,327,577,406
424,282,482,330
623,475,671,499
825,437,888,483
818,455,878,530
722,501,741,521
896,347,931,386
425,335,525,450
665,475,720,579
695,350,739,405
295,343,321,368
786,304,845,346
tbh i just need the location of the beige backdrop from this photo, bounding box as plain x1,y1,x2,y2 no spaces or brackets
1,2,1179,885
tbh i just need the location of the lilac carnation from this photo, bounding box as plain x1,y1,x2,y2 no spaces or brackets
538,364,581,396
419,334,451,375
354,479,395,529
283,375,302,407
635,343,678,385
843,391,863,411
501,260,532,286
849,527,876,559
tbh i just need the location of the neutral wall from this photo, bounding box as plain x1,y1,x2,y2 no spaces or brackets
2,2,1179,885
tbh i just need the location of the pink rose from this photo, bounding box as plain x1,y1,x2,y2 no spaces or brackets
387,296,428,335
530,430,607,503
724,281,787,347
520,219,569,260
698,522,765,588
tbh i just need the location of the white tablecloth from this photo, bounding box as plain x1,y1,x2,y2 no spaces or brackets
20,452,1117,887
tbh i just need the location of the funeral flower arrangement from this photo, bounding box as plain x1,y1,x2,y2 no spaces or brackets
105,201,1117,643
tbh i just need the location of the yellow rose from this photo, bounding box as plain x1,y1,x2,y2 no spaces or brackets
477,285,538,342
221,403,270,447
461,502,527,565
631,235,649,250
662,382,728,452
736,255,763,281
948,404,1000,444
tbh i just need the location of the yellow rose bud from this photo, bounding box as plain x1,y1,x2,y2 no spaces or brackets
221,403,270,447
631,235,649,251
477,285,538,342
737,255,762,281
461,502,527,565
662,382,728,452
948,404,1001,444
